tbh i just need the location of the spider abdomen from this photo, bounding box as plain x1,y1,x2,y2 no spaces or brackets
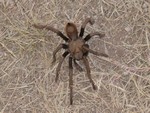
65,23,78,40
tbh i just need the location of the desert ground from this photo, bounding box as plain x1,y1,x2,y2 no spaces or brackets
0,0,150,113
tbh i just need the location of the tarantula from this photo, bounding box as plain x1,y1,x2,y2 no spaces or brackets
33,18,108,105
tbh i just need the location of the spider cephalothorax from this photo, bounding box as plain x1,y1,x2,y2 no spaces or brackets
33,18,108,105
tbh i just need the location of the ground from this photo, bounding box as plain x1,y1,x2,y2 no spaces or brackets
0,0,150,113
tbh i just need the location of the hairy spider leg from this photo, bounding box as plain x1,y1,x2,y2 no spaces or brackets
52,44,68,64
83,56,97,90
69,57,73,105
79,18,95,37
33,24,69,42
84,32,105,41
83,44,109,57
74,59,83,71
55,51,69,82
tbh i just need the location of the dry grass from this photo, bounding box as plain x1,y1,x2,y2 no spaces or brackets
0,0,150,113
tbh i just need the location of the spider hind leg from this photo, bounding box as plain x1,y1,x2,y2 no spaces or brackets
79,18,95,37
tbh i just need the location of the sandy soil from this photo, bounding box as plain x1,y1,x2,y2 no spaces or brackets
0,0,150,113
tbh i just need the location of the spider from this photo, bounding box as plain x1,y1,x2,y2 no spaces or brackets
33,18,108,105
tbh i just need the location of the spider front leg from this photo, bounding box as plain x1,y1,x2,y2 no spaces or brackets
83,56,97,90
84,32,105,41
55,51,69,82
79,18,95,37
69,57,73,105
52,44,68,64
33,24,69,42
74,59,83,71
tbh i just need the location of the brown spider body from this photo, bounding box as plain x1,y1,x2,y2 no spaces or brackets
68,38,85,60
33,18,108,105
66,23,86,60
65,23,78,40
